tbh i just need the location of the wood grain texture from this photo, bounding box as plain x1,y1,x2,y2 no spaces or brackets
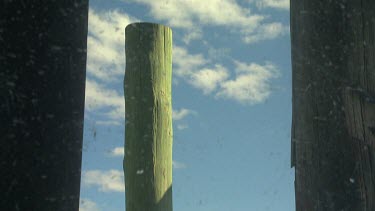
343,88,375,210
291,0,375,210
124,22,173,211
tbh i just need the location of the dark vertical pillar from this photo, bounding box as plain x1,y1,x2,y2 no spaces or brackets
291,0,375,210
0,1,89,210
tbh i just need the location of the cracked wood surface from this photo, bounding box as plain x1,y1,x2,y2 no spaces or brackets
291,0,375,210
124,23,173,211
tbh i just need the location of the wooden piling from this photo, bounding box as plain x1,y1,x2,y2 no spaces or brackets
291,1,375,210
0,1,88,210
124,22,173,211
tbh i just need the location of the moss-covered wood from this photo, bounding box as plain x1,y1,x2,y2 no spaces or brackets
291,1,375,210
124,22,173,211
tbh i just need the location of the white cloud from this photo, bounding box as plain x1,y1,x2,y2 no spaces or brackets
87,8,138,82
82,170,125,192
172,108,196,120
188,65,229,94
95,120,122,126
173,45,208,77
173,46,228,94
79,198,101,211
85,79,125,121
130,0,288,43
173,46,280,104
243,22,289,44
249,0,290,10
207,47,231,61
172,160,187,169
182,29,203,44
132,0,263,29
176,124,189,130
216,60,280,104
108,147,125,157
84,8,134,125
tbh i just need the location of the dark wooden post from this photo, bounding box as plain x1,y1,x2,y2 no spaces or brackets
291,0,375,210
124,22,173,211
0,1,89,210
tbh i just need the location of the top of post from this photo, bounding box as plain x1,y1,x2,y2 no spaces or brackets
125,22,172,33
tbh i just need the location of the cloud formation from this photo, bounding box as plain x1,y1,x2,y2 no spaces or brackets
172,160,187,169
188,65,229,95
249,0,290,10
172,108,197,120
108,147,125,157
173,46,280,104
216,60,280,104
176,124,189,130
95,120,122,126
173,46,229,94
87,8,138,82
131,0,287,43
182,28,203,44
133,0,263,28
79,198,101,211
84,7,137,125
82,170,125,192
173,46,208,76
242,22,289,44
85,79,125,122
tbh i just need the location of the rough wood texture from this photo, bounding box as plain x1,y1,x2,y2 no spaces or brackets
291,0,375,210
0,1,88,210
343,88,375,210
124,22,173,211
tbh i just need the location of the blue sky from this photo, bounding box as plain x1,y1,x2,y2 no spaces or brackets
79,0,294,210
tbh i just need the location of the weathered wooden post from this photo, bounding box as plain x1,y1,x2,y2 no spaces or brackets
124,22,173,211
0,1,88,211
291,0,375,210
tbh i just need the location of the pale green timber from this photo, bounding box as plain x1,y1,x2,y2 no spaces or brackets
124,22,173,211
